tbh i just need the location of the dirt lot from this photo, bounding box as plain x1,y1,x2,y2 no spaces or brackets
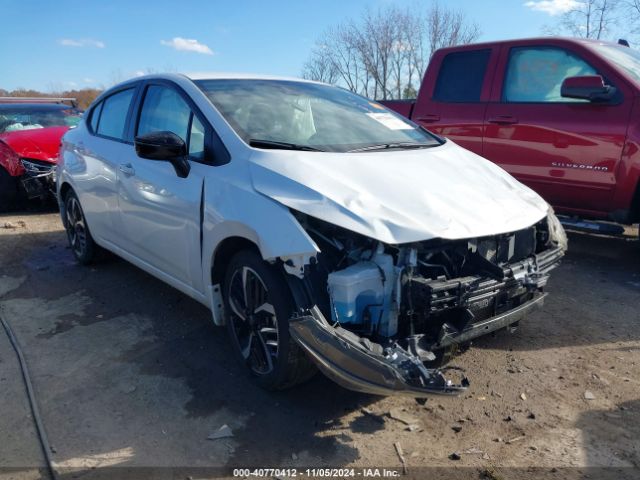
0,209,639,480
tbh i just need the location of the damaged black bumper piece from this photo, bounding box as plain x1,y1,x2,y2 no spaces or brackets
290,307,469,397
20,159,56,199
435,292,546,348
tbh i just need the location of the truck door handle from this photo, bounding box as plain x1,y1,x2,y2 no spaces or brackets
415,114,441,123
118,163,135,176
488,115,518,125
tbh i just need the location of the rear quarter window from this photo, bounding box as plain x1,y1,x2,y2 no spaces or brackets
433,49,491,103
96,88,135,140
89,102,103,133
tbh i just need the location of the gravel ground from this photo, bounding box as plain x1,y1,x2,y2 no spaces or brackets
0,209,638,480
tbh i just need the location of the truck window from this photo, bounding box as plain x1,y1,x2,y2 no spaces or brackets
503,47,596,103
433,49,491,103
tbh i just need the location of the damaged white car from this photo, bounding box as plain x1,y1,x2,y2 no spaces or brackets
57,74,567,396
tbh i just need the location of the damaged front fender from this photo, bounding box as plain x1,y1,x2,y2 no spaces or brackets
289,306,469,397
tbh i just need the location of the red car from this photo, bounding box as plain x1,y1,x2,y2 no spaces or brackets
381,37,640,237
0,98,82,210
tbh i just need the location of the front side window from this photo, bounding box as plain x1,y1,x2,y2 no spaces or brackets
503,47,597,102
96,88,135,140
195,79,441,152
433,50,491,103
137,85,205,159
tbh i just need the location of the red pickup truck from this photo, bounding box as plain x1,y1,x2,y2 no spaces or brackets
381,37,640,234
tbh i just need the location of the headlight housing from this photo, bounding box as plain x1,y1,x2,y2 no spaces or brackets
20,158,56,178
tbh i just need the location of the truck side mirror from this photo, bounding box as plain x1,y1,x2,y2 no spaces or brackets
560,75,616,102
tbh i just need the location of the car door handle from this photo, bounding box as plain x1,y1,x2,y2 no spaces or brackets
118,163,135,176
487,115,518,125
415,114,441,123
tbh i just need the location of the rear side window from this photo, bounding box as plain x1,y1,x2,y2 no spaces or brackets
96,88,135,140
503,47,596,102
433,49,491,102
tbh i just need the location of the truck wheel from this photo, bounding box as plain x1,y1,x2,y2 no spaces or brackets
64,190,98,265
223,250,316,390
0,167,18,212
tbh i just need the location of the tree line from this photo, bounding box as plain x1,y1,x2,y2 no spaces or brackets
0,88,102,110
302,2,481,100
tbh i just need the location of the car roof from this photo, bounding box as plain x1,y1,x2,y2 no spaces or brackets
0,103,77,111
92,72,332,108
123,72,325,86
185,72,322,83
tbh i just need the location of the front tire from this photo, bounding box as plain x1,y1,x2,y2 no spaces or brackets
64,190,98,265
223,250,316,390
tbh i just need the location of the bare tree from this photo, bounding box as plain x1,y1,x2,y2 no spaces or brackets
302,44,340,84
622,0,640,36
554,0,620,39
426,2,481,56
301,1,480,99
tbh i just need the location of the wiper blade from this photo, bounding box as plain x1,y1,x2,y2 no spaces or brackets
249,139,324,152
348,142,436,153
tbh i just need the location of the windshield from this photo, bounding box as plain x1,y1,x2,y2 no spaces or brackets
591,43,640,84
0,105,82,134
195,79,441,152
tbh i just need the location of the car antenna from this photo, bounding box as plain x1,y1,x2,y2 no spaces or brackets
618,39,630,47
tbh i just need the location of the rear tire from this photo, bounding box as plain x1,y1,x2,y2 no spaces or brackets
63,190,98,265
0,167,18,212
223,250,316,390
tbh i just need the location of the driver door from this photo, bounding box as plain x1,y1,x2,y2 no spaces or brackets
116,83,209,293
483,45,631,214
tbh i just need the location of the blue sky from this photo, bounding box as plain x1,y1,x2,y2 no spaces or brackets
1,0,584,91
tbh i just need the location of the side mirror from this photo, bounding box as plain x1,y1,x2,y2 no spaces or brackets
134,131,191,178
560,75,615,102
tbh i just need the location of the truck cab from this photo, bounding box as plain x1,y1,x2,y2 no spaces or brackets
382,37,640,227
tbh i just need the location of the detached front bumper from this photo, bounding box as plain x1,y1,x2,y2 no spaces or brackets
290,307,469,397
289,246,563,397
20,159,56,199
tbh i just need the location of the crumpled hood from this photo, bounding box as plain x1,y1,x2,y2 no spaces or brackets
249,140,549,244
0,126,68,163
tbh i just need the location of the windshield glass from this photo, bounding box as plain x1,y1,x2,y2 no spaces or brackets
591,43,640,83
0,105,82,133
195,79,441,152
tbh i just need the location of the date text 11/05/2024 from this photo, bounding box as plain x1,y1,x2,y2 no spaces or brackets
232,468,402,477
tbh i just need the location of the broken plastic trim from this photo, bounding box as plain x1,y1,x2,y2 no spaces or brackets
434,293,547,349
289,306,469,396
20,159,56,199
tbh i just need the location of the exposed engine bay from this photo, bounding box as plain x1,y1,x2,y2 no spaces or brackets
288,210,566,396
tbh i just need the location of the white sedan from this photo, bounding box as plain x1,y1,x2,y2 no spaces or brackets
57,73,567,396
